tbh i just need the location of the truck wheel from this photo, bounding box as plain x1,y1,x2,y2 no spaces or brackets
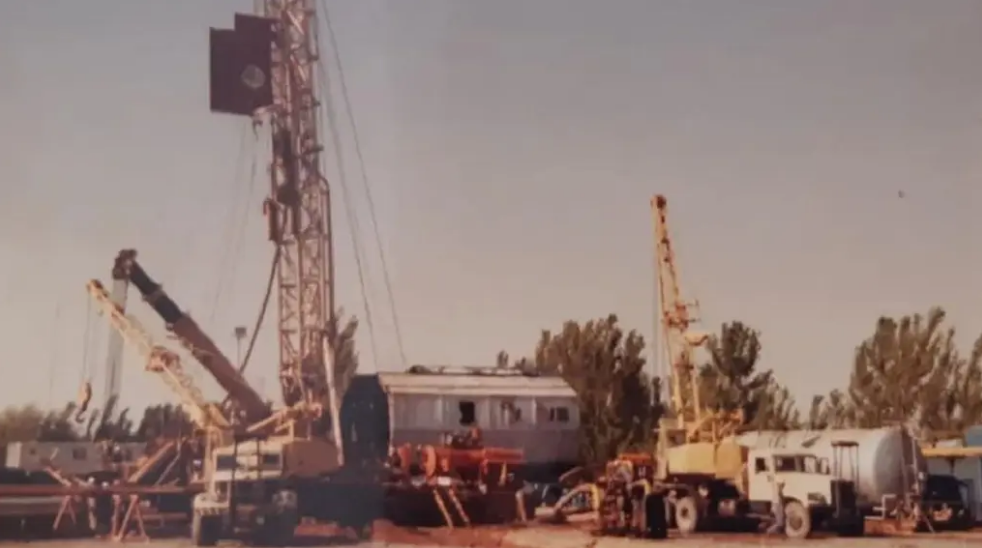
191,513,219,547
674,496,700,535
783,501,811,540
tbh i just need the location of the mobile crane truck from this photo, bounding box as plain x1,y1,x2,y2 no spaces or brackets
93,251,352,546
573,196,865,540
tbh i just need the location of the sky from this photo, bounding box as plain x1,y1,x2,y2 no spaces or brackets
0,0,981,415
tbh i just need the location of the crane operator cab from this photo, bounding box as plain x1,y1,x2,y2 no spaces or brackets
745,445,864,539
192,435,338,546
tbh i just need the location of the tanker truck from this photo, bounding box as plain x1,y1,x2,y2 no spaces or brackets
735,427,925,518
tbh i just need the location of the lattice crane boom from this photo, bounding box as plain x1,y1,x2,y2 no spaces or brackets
85,280,231,432
652,195,744,447
651,195,704,436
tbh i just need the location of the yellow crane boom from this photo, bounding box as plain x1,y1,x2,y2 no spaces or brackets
650,195,743,471
86,279,231,432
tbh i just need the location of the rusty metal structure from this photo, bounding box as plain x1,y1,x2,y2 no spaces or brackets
387,429,529,528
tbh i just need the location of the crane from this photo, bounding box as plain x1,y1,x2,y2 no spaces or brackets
85,278,231,433
649,195,743,475
110,250,269,426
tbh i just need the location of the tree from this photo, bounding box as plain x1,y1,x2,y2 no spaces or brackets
523,314,660,463
807,390,852,429
0,404,79,445
846,307,982,439
87,396,136,442
330,310,359,401
136,404,194,440
698,322,798,430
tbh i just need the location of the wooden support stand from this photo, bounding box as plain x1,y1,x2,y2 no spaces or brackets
111,494,148,542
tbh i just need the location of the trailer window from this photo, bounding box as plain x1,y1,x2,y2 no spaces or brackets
754,458,767,473
216,455,237,470
549,407,570,423
458,401,476,426
499,400,522,426
774,456,798,472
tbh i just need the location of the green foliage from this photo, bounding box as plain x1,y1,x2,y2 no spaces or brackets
807,390,851,429
330,310,359,401
0,404,80,445
809,307,982,439
698,322,799,430
134,403,193,440
509,314,663,464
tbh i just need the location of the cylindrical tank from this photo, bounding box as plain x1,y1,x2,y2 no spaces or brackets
735,427,926,507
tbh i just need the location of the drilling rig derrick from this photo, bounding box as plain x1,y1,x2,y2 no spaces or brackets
262,0,339,439
209,1,341,443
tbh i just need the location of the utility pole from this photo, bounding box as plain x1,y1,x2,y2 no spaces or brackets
209,1,341,446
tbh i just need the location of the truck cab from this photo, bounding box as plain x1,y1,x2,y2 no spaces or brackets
745,447,863,538
191,436,302,546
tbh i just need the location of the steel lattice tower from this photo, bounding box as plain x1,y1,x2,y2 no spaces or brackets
263,0,339,438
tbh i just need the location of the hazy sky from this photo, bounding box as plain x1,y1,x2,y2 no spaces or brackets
1,0,980,415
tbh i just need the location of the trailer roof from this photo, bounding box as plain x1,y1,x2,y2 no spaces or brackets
375,371,575,398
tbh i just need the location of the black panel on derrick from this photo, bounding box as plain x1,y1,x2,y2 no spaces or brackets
209,14,275,116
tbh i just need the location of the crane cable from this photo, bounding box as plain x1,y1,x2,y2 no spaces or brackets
237,244,279,375
317,67,380,369
314,13,381,370
322,1,409,368
76,296,95,423
209,124,257,325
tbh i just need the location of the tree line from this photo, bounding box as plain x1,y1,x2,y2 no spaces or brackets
3,307,981,466
498,307,982,463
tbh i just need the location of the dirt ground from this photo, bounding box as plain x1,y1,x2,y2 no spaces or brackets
294,520,982,548
296,520,525,548
5,520,982,548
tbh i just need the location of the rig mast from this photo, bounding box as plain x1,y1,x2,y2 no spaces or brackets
262,0,338,432
209,1,340,442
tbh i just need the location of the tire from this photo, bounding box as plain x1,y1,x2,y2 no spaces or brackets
783,501,812,540
674,495,700,535
191,513,220,547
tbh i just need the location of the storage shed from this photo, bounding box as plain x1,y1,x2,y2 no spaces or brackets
341,367,580,479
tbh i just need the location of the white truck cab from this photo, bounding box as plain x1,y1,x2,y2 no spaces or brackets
745,446,863,538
